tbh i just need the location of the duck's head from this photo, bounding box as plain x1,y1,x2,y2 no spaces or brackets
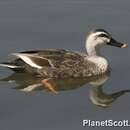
86,29,128,55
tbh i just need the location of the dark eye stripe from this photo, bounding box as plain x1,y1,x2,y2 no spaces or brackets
98,34,109,38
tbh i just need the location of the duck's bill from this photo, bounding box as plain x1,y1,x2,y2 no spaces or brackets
107,38,128,48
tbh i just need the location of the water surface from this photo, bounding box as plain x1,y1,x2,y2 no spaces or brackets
0,0,130,130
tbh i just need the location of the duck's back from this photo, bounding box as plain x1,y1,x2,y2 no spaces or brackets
0,49,98,78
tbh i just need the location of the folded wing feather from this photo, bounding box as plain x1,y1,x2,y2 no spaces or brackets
12,53,53,69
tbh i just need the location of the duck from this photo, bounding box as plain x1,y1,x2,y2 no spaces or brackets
0,29,128,79
0,28,128,93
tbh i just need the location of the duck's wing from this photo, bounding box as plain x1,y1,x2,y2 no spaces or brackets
12,49,86,69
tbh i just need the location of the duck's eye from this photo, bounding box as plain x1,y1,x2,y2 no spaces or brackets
98,34,109,38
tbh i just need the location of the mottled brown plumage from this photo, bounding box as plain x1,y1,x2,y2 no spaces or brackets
5,49,99,78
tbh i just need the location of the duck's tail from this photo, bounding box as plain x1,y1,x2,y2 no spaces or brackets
0,62,24,72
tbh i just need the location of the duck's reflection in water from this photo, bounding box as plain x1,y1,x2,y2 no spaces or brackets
1,72,130,108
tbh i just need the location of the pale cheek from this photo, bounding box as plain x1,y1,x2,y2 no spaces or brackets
103,38,110,43
96,38,105,45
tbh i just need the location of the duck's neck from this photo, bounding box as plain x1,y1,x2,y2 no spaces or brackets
86,41,109,74
86,43,101,56
87,47,101,56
